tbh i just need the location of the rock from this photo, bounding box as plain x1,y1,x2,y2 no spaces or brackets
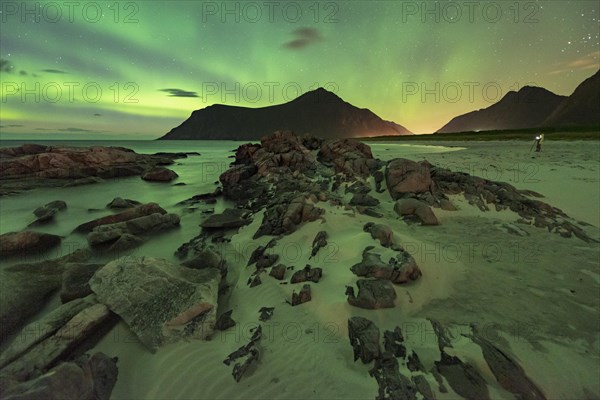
412,375,436,400
291,284,311,306
181,248,227,278
369,352,417,400
469,329,547,400
255,254,279,270
215,310,236,331
0,144,170,194
0,231,61,258
30,200,67,224
386,158,433,199
435,352,490,400
318,139,381,177
106,197,141,209
394,198,439,226
89,256,221,352
310,230,328,258
269,264,286,280
363,223,394,247
60,263,104,303
201,209,250,229
253,194,324,238
351,248,421,284
249,275,262,287
346,279,397,309
348,316,381,363
258,307,274,321
0,352,118,400
0,303,116,381
407,350,425,372
350,193,380,207
0,296,97,369
87,213,180,249
383,327,406,359
290,265,322,284
0,249,91,341
141,167,178,182
75,203,167,233
246,239,277,266
373,170,385,192
223,325,262,382
439,198,457,211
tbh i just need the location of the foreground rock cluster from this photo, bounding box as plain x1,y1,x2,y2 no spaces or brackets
0,144,187,195
348,316,547,400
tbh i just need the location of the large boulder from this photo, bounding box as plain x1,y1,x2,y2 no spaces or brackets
394,198,439,226
386,158,433,199
89,256,221,352
254,194,324,238
141,167,178,182
74,203,167,232
201,209,250,229
31,200,67,224
346,279,397,309
351,248,421,284
0,231,61,258
106,197,141,209
318,139,381,177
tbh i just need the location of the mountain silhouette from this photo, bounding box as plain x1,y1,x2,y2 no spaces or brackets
436,86,566,133
159,87,411,140
541,69,600,128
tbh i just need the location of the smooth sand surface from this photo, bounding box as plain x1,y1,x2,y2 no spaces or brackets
92,140,600,400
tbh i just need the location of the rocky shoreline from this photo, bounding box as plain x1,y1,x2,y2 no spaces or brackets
0,132,597,399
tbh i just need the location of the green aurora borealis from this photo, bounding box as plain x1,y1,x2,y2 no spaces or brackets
0,0,598,139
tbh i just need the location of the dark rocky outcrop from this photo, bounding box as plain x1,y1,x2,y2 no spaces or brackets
75,203,167,233
215,310,236,331
87,213,180,251
141,167,178,182
346,279,397,309
291,284,312,306
30,200,67,225
386,158,433,199
351,247,421,284
0,231,62,258
0,144,185,195
394,198,439,226
269,264,286,280
0,352,118,400
223,325,262,382
348,317,381,363
310,230,328,258
106,197,141,209
290,265,322,284
369,353,417,400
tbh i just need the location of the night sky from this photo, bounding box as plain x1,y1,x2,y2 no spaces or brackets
0,0,598,139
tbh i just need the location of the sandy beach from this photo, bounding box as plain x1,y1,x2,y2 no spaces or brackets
89,139,599,400
1,137,598,400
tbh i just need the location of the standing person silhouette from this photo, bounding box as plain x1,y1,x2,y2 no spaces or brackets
534,134,544,152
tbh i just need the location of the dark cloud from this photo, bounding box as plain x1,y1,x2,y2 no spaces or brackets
283,28,323,50
19,70,27,76
2,124,24,128
58,127,96,132
159,88,199,98
93,113,102,117
41,68,68,74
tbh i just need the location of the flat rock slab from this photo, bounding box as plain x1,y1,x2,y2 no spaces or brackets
74,203,167,233
89,256,221,352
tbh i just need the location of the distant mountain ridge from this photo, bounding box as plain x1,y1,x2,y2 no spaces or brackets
541,69,600,128
159,87,411,140
436,86,566,133
437,70,600,133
